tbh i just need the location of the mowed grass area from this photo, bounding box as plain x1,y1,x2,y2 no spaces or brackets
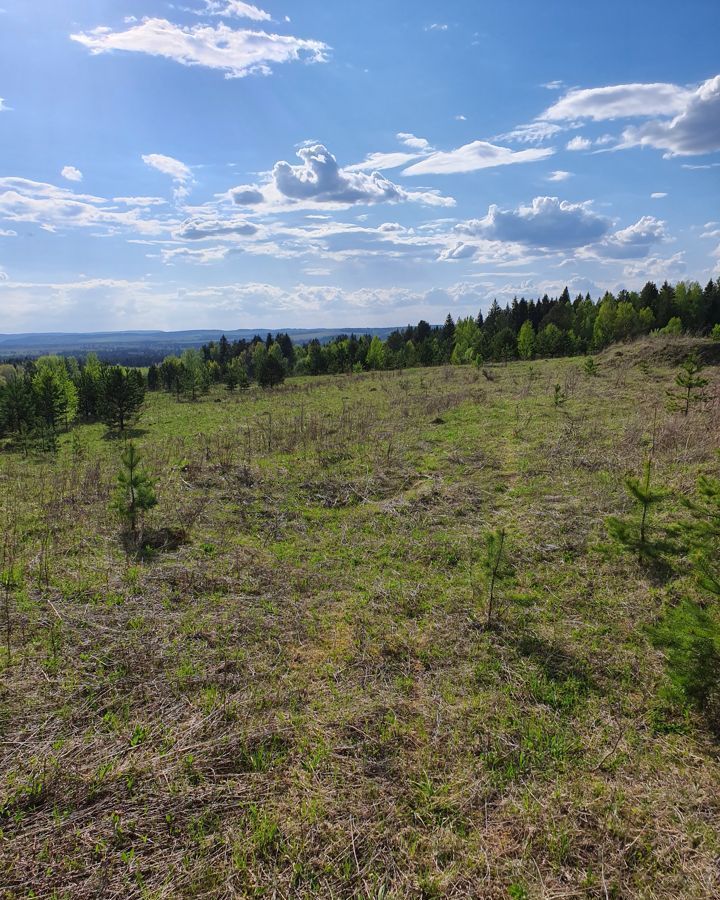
1,339,720,899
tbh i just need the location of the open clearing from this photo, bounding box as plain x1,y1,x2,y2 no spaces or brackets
1,338,720,899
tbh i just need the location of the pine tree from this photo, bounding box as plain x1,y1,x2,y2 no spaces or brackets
0,375,36,453
476,528,513,629
110,443,157,539
99,366,146,432
607,459,667,563
667,354,708,415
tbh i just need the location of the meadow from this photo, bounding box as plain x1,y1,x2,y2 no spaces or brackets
1,336,719,899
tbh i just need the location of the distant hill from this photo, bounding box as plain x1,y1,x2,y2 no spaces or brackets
0,327,402,364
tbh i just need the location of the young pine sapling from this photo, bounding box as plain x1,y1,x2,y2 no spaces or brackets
607,458,667,564
110,443,158,541
666,353,708,416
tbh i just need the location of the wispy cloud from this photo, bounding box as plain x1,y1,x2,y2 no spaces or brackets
542,81,691,121
403,140,553,175
142,153,194,201
192,2,272,21
71,17,329,79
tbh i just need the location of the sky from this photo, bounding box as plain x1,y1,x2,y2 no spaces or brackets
0,0,719,333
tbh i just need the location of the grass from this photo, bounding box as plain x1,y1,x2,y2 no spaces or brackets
1,339,719,898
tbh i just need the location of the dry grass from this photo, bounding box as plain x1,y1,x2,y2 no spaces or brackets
1,345,720,898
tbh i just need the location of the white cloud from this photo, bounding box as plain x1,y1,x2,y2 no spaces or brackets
496,122,564,144
425,23,448,31
195,2,272,21
582,216,668,260
547,170,572,182
455,114,467,121
543,82,691,121
346,151,422,173
651,192,667,199
397,133,432,150
455,196,611,249
267,143,454,207
71,17,329,80
229,184,266,204
61,166,83,183
620,75,720,156
0,228,17,237
402,140,553,175
142,153,193,201
622,251,686,281
682,161,720,170
0,177,171,235
541,80,565,91
566,136,591,151
0,98,9,112
161,245,231,264
173,216,259,240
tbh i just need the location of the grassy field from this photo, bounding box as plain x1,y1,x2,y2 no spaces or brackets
1,337,719,899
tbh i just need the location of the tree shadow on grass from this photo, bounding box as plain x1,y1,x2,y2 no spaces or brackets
102,427,149,442
510,631,598,696
122,526,188,560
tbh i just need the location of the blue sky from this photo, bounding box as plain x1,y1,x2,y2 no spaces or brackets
0,0,718,332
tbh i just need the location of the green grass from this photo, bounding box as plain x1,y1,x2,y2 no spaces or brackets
1,344,719,898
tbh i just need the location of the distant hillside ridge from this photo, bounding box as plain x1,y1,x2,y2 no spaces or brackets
0,326,400,363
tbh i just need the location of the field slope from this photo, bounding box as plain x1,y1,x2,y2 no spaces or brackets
1,341,719,899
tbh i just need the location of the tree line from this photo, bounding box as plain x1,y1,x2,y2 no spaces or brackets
200,278,720,379
2,278,719,451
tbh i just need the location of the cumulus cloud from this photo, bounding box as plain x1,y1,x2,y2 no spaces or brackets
566,136,591,151
142,153,193,201
71,17,329,80
620,75,720,156
623,251,686,281
402,140,553,175
195,1,271,20
174,217,258,240
61,166,83,183
230,184,266,205
268,143,454,206
455,196,611,249
583,216,667,260
547,170,572,181
543,82,691,121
